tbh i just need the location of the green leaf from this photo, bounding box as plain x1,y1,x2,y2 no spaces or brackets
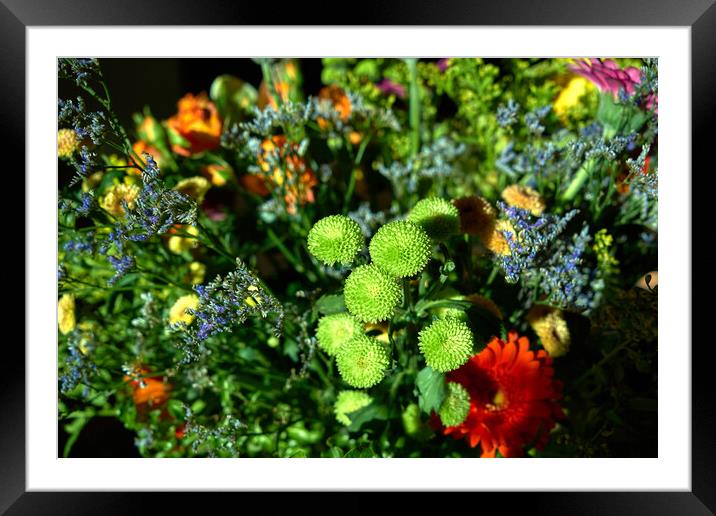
343,445,377,458
347,403,388,432
314,294,346,316
416,366,447,414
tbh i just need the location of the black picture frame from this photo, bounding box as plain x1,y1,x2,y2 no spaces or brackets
4,0,710,513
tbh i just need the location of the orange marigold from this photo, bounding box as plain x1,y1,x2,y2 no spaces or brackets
132,141,163,173
166,92,222,157
440,331,563,457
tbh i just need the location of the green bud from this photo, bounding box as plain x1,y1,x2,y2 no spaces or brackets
336,334,390,388
344,264,401,323
315,312,363,356
369,220,432,278
334,390,373,426
418,317,474,373
439,382,471,426
307,215,364,266
408,197,460,241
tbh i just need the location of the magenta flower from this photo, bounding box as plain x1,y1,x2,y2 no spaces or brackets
375,78,406,99
570,58,657,113
436,58,450,73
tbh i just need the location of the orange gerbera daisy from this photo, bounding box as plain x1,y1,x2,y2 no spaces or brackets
441,331,563,457
166,92,222,157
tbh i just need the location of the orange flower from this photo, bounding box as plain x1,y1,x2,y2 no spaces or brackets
166,93,222,157
440,331,563,457
124,368,171,408
317,85,352,129
258,80,291,110
131,141,162,173
240,173,271,197
256,135,317,214
200,163,235,187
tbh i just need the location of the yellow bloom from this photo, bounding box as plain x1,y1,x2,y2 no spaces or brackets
188,262,206,285
169,294,199,325
485,220,515,256
553,76,594,118
201,163,235,187
58,294,76,335
168,225,200,254
244,285,262,307
527,305,571,357
57,129,79,159
100,183,141,217
501,184,546,216
174,176,211,204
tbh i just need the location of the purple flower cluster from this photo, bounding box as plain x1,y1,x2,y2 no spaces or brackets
176,259,284,364
496,202,578,284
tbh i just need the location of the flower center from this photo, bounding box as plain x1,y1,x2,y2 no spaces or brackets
486,389,508,411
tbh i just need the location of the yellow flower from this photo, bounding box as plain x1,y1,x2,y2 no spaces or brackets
57,129,79,159
244,285,262,307
485,220,515,256
174,176,211,204
100,183,141,217
169,294,199,325
501,184,546,216
527,305,571,357
553,76,594,118
167,225,200,254
188,262,206,285
201,163,235,187
58,294,76,335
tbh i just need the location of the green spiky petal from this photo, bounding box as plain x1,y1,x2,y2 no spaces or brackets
307,215,364,266
407,197,460,241
344,264,401,323
418,317,474,373
334,390,373,426
315,312,363,356
369,220,431,278
439,382,471,426
336,334,390,388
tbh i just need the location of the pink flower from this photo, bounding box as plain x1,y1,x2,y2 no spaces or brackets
570,58,657,113
436,58,450,73
375,78,406,99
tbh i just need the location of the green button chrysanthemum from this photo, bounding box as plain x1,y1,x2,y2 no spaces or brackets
418,317,474,373
407,197,460,241
334,390,373,426
369,220,431,278
315,312,363,357
344,264,401,323
439,382,471,427
336,333,390,388
307,215,364,266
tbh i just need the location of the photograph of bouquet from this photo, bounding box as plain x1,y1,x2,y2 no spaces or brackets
57,57,658,458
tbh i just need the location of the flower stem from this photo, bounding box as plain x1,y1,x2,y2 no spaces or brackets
406,58,421,157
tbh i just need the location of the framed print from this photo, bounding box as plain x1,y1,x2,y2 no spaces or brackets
3,0,712,512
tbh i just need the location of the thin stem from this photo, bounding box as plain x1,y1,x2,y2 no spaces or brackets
406,58,421,157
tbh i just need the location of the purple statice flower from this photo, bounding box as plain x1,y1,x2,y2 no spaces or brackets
175,259,284,364
375,78,406,99
495,202,578,284
570,58,657,113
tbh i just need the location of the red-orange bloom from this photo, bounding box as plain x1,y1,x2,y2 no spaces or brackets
166,93,222,157
124,368,171,408
441,331,563,457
